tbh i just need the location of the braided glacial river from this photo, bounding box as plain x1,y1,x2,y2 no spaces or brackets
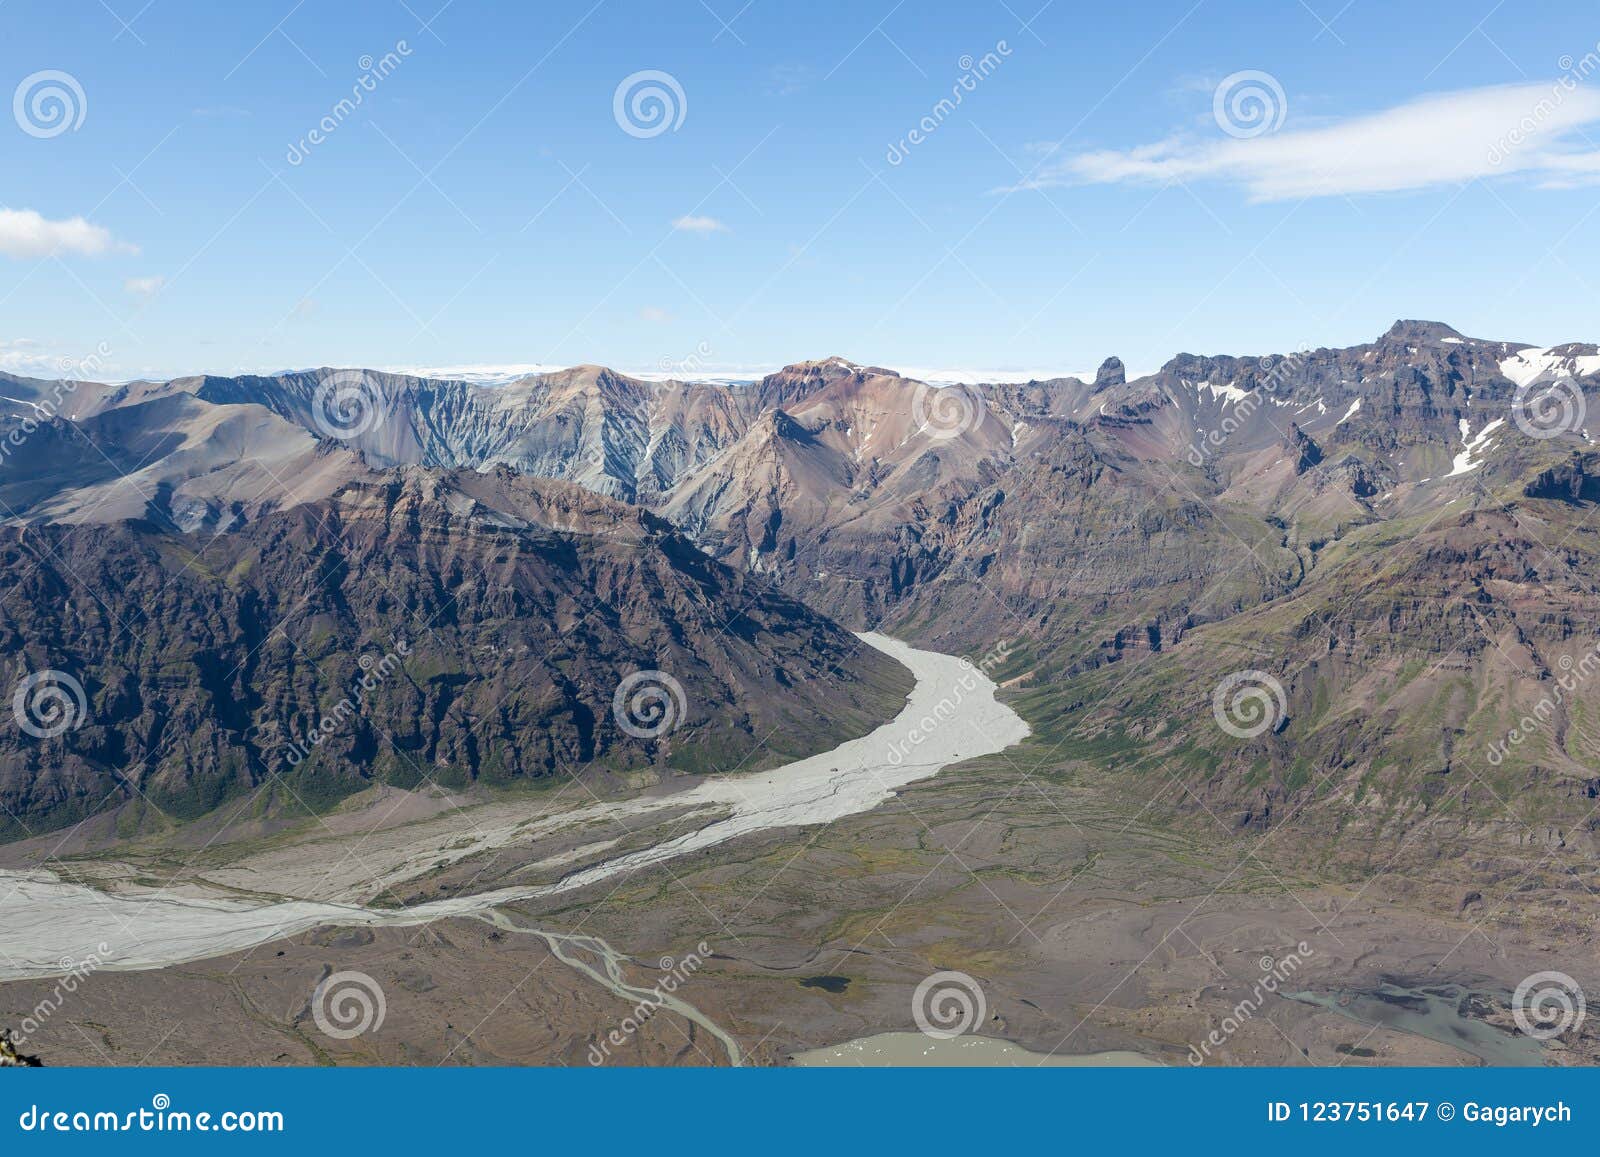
0,635,1029,1059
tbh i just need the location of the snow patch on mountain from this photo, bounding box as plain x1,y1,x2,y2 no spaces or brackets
1445,418,1505,477
1499,347,1600,388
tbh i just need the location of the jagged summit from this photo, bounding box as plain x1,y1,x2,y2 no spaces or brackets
1093,356,1126,391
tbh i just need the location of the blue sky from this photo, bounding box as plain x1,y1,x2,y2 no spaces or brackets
4,0,1600,381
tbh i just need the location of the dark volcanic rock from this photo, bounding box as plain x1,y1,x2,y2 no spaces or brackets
1093,356,1126,391
1287,422,1323,474
1525,453,1600,502
0,471,911,839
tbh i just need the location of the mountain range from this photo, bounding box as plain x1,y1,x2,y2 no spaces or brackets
3,319,1599,866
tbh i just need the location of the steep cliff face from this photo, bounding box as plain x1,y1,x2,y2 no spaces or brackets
0,469,910,839
171,366,760,504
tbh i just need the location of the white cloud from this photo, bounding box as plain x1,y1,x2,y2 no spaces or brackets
1028,81,1600,201
639,305,673,322
671,214,729,233
124,275,165,299
0,339,93,378
0,209,134,259
0,339,45,374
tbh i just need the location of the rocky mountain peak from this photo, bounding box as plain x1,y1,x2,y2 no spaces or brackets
1286,421,1323,474
1380,319,1467,345
1093,356,1126,391
774,356,903,381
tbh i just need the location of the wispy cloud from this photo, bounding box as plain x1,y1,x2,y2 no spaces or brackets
1023,81,1600,201
124,275,165,299
639,305,673,322
0,209,135,258
765,63,815,97
671,214,729,233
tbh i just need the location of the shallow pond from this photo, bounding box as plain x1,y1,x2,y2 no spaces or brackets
791,1032,1162,1067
